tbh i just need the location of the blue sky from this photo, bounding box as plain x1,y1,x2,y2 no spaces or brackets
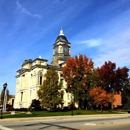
0,0,130,94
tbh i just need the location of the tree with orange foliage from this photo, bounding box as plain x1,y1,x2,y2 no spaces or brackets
62,54,94,109
89,86,110,112
97,61,129,109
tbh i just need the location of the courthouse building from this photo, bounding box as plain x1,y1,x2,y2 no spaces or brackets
13,29,122,109
14,30,72,109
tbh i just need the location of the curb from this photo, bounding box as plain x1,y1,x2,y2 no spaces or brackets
0,114,129,122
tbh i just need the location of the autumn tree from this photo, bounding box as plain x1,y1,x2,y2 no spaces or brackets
116,67,129,90
62,54,95,109
97,61,129,109
37,66,63,111
89,86,110,112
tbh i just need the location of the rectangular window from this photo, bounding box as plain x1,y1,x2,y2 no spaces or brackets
60,79,63,87
21,92,23,101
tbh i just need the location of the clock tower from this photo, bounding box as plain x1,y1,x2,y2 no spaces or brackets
52,29,71,66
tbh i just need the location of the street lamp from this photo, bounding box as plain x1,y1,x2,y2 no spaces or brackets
3,83,7,112
0,83,8,119
71,91,74,116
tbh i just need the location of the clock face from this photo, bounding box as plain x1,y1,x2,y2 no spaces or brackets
54,47,58,53
64,47,68,52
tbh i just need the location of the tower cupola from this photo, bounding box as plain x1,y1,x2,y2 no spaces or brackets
52,29,71,66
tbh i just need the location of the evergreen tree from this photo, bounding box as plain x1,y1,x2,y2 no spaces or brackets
37,66,63,111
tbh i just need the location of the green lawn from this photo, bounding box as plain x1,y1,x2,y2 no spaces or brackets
1,110,120,119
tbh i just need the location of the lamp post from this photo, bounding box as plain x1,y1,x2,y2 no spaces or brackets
71,91,74,116
0,83,7,119
0,108,2,119
0,88,2,119
2,83,8,112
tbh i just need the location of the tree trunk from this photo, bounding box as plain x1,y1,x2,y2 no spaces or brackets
78,99,82,110
111,101,114,110
101,105,103,112
111,92,114,110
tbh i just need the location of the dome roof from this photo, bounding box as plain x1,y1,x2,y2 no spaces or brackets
56,35,68,42
55,29,68,42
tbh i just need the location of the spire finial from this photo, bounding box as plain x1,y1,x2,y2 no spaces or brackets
59,27,64,36
39,55,42,59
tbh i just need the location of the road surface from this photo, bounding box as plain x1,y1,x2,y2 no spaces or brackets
0,115,130,130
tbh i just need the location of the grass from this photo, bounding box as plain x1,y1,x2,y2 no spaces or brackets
1,110,120,119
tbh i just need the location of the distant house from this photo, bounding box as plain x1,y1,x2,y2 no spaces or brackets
8,95,15,107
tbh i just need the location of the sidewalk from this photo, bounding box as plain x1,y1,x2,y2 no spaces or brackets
0,113,129,122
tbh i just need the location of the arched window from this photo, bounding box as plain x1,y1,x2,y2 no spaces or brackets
59,45,63,53
40,76,42,85
39,72,43,85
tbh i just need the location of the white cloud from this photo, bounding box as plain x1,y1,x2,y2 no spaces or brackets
93,27,130,68
77,39,102,47
93,48,130,68
16,0,42,18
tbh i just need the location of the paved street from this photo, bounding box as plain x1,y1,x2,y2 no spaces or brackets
0,114,130,130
